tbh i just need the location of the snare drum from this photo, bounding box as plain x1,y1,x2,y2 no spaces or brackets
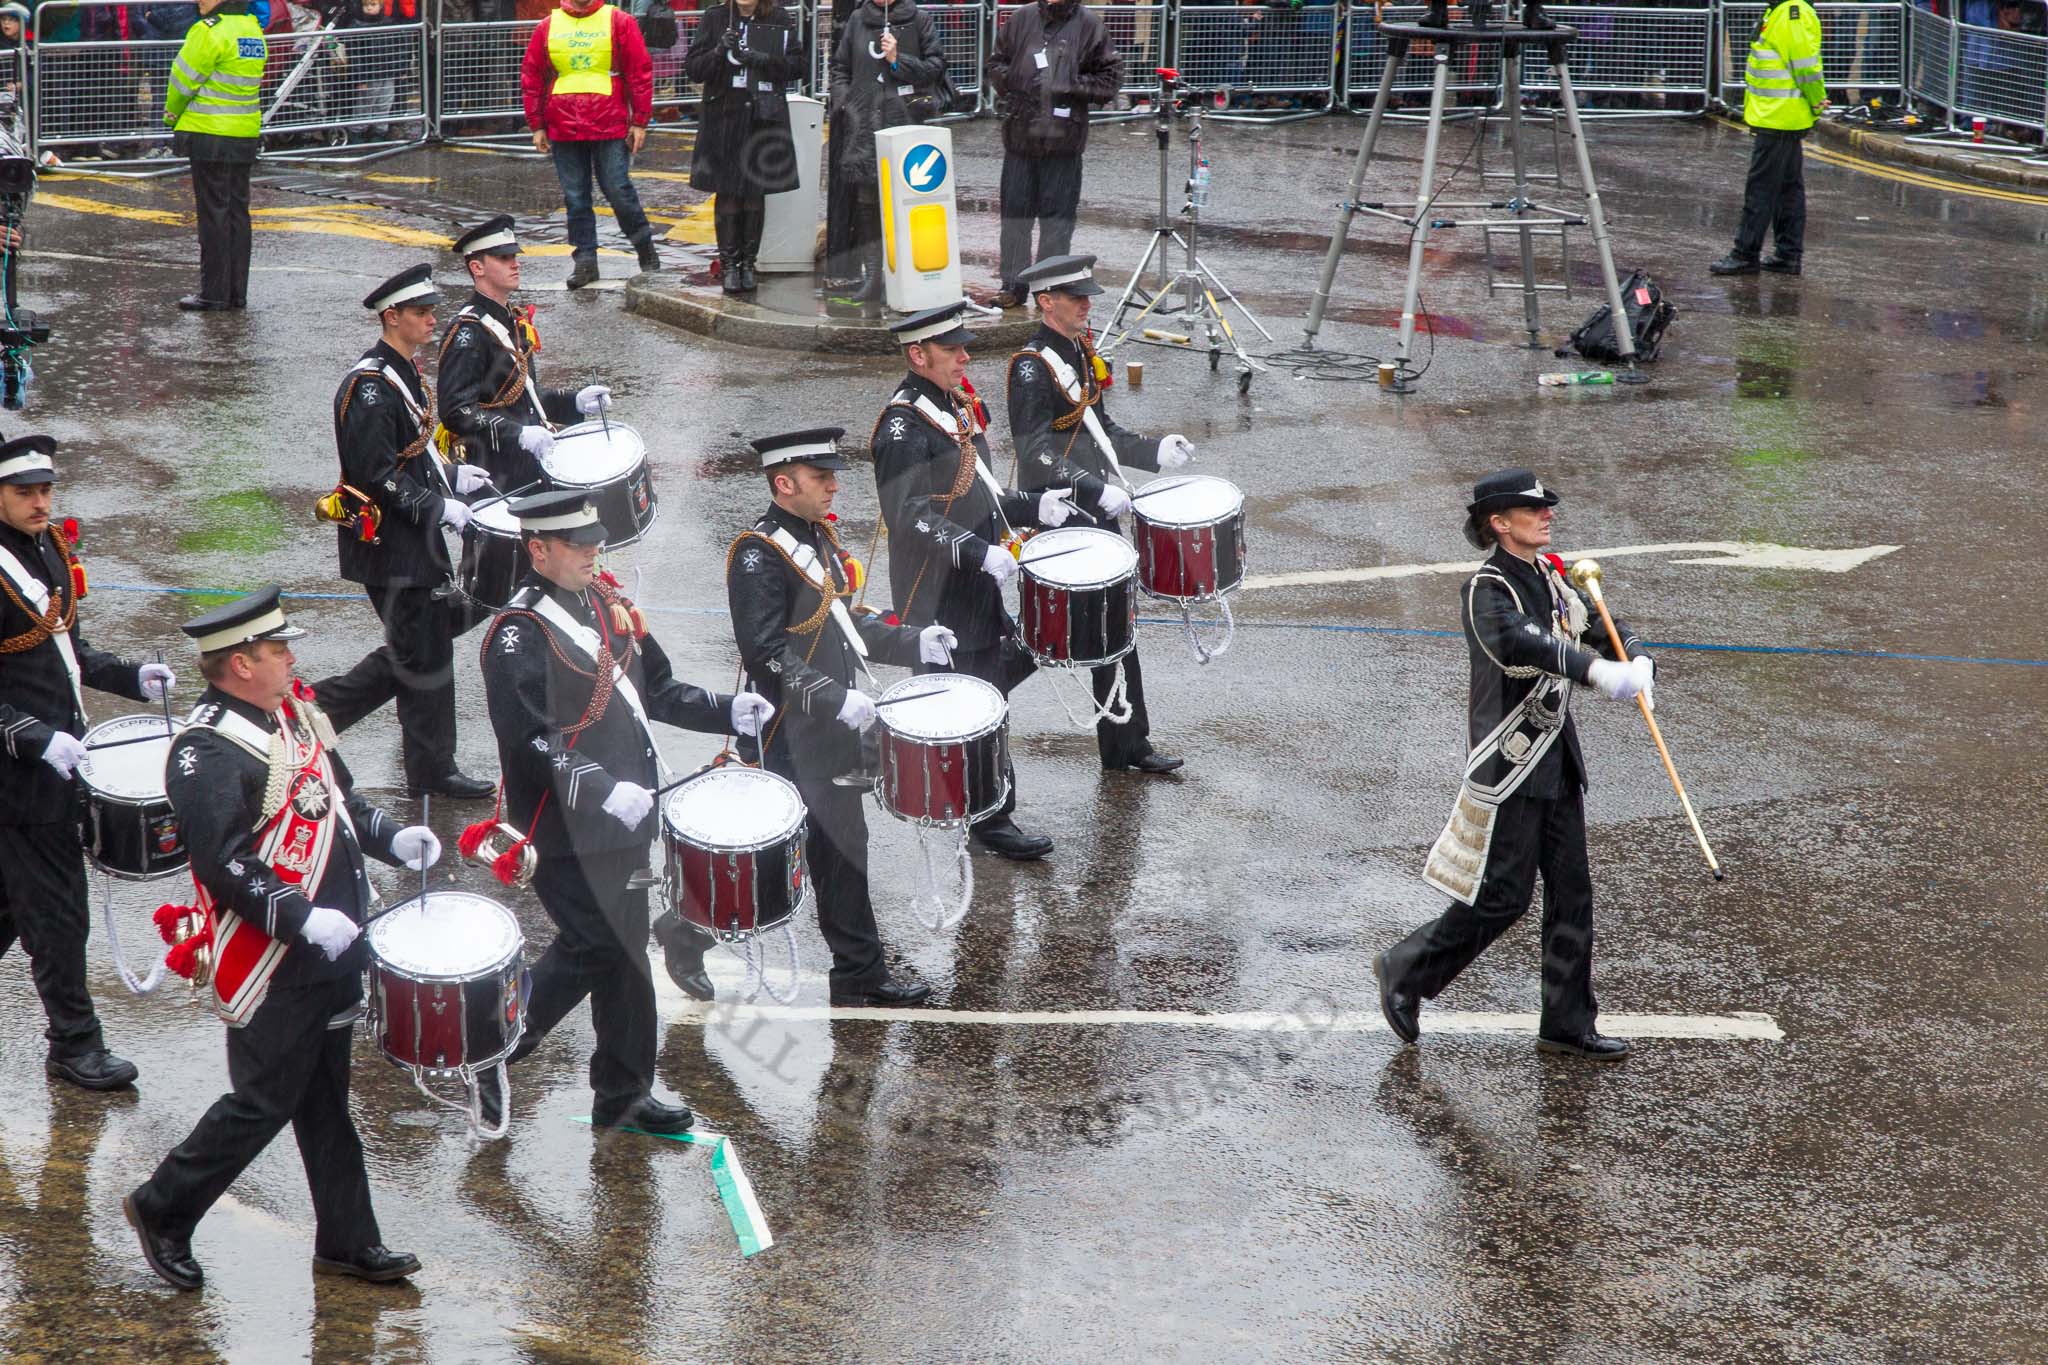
661,766,808,941
540,420,657,548
366,892,526,1075
1018,527,1138,667
877,673,1010,827
1132,475,1247,603
78,715,185,881
459,494,526,618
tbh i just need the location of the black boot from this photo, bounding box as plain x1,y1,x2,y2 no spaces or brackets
1521,0,1555,29
566,252,599,290
737,205,763,293
1420,0,1449,27
634,231,661,274
715,206,742,295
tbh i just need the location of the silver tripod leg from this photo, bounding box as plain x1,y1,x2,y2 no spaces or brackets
1551,56,1645,379
1503,52,1543,349
1395,48,1454,375
1303,45,1404,345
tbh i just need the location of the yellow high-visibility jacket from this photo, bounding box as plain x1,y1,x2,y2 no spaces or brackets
164,9,267,139
1744,0,1826,131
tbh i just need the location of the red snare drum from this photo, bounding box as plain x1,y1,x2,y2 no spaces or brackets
1018,527,1138,668
877,673,1010,827
366,892,527,1076
1133,475,1246,603
660,766,808,941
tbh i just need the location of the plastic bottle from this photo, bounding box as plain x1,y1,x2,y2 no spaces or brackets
1537,371,1616,387
1190,157,1211,210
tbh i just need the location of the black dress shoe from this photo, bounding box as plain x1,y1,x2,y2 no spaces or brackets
594,1095,694,1135
1372,953,1420,1045
177,295,229,312
1761,255,1802,275
1709,253,1760,276
125,1192,203,1290
48,1048,138,1090
830,974,934,1007
970,818,1054,861
313,1245,421,1283
411,769,495,800
653,912,714,1000
1107,751,1184,775
989,289,1024,309
1536,1031,1631,1061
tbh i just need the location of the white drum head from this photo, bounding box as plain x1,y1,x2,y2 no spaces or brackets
879,673,1007,741
1020,527,1138,589
1134,475,1243,529
543,421,647,486
79,715,178,800
663,766,806,850
367,893,523,979
470,494,522,539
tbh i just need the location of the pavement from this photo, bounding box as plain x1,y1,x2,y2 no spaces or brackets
3,112,2047,1362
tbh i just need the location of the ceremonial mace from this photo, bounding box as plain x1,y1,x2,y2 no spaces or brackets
1568,559,1723,881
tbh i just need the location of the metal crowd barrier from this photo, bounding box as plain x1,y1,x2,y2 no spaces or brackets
1345,3,1505,104
263,20,431,149
1947,16,2048,136
1173,2,1340,105
1719,1,1903,105
992,2,1169,100
1515,6,1711,109
435,16,540,138
808,0,987,109
1905,2,1956,115
32,33,186,156
646,6,707,123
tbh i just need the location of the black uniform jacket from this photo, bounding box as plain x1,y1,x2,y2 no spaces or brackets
685,4,803,197
436,291,581,491
1463,547,1649,799
728,503,922,783
1006,325,1150,520
165,687,405,988
0,523,146,827
335,340,455,588
988,0,1124,159
871,372,1058,649
828,0,945,174
482,572,735,860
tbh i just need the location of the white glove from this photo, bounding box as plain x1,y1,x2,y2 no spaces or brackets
1036,488,1074,528
1632,656,1656,712
440,498,473,533
40,731,88,778
137,662,176,702
575,384,613,417
1156,434,1195,469
731,692,775,737
518,425,556,458
300,906,360,962
1095,484,1133,519
981,544,1019,586
452,463,493,495
390,825,442,872
918,623,957,666
603,780,654,830
1587,657,1645,702
837,690,878,733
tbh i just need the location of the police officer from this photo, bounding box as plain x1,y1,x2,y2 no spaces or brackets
125,587,430,1290
1008,253,1193,775
0,430,162,1092
311,265,495,800
1372,471,1653,1062
870,302,1089,861
165,0,264,311
437,216,613,490
477,491,774,1132
714,427,952,1006
1711,0,1825,275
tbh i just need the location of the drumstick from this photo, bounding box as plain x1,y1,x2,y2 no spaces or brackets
591,367,611,441
875,687,950,709
87,725,180,752
155,647,175,733
469,479,544,511
418,792,431,903
1017,542,1105,570
1131,478,1200,502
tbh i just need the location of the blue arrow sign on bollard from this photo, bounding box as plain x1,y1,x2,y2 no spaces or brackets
905,143,948,192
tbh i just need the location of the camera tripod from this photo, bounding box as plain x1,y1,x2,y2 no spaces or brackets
1099,68,1270,394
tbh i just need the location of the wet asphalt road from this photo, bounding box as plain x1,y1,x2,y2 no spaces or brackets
3,113,2047,1362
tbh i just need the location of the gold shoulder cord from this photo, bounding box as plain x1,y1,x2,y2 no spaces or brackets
0,535,80,655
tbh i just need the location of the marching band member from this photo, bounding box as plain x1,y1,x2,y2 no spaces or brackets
1373,471,1654,1062
1006,253,1193,776
475,491,773,1133
0,430,160,1093
437,216,612,490
311,264,495,800
125,587,431,1290
870,302,1090,862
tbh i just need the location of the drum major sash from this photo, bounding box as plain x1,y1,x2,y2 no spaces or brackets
1025,342,1121,481
900,391,1007,505
763,525,870,674
524,587,652,729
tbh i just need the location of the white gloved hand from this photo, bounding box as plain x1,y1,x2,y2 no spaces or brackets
518,425,556,458
1156,434,1195,470
731,692,775,737
918,623,957,666
1631,655,1656,712
440,498,473,533
1095,484,1133,519
390,825,442,871
575,384,613,417
137,662,176,702
40,730,88,778
837,689,878,732
1587,657,1645,702
981,544,1019,586
1036,488,1074,528
300,906,360,961
452,463,494,495
603,781,654,829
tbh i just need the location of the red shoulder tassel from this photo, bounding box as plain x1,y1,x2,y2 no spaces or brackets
491,840,531,888
1543,553,1566,574
165,932,212,980
154,902,194,944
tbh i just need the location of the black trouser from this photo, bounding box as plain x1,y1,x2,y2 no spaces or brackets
920,638,1031,831
1379,785,1598,1039
0,821,105,1059
314,584,458,787
1094,644,1153,767
824,142,866,279
190,156,253,308
1731,127,1806,263
513,851,655,1119
791,768,887,992
131,975,381,1258
998,151,1084,294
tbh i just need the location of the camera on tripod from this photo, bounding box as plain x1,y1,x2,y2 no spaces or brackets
0,86,51,404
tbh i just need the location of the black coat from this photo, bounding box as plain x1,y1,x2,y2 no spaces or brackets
164,688,405,989
1006,325,1153,508
686,5,802,197
334,340,455,588
436,292,581,491
828,0,943,177
0,523,147,828
481,573,734,861
988,0,1123,159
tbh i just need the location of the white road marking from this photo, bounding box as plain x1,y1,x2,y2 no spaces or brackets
1241,542,1901,593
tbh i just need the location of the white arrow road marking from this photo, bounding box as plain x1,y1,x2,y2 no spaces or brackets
1242,542,1901,593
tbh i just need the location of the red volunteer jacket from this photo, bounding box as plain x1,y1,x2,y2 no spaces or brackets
521,2,655,141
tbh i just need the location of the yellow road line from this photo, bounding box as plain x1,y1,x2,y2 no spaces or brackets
1711,111,2048,205
362,173,434,184
33,191,185,226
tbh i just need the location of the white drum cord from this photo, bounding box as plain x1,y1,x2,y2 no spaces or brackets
1181,594,1236,664
1043,658,1133,729
737,914,802,1005
100,877,166,996
911,822,974,933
